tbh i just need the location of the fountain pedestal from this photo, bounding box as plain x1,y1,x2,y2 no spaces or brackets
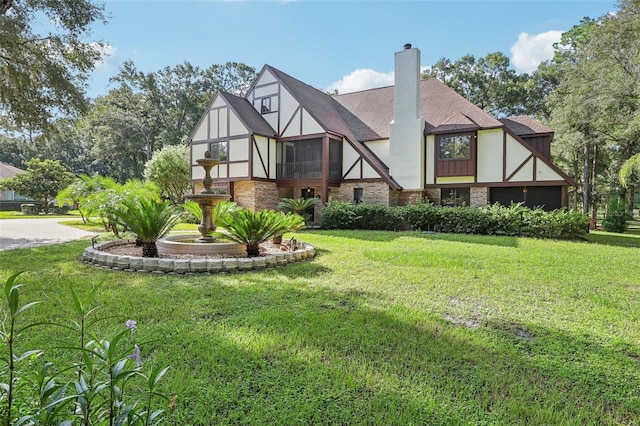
185,151,230,243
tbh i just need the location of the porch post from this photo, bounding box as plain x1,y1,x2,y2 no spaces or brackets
322,135,329,204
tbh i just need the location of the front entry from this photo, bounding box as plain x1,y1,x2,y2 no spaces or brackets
301,187,316,222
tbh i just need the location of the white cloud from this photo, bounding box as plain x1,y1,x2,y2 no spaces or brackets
92,43,117,69
326,68,394,94
510,30,563,74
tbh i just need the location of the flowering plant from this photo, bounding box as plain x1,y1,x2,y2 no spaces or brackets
0,272,171,425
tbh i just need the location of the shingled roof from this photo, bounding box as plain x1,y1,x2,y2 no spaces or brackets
265,65,401,189
219,90,276,137
499,116,553,137
334,78,504,139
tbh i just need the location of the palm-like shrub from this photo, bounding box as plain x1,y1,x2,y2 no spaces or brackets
112,199,183,257
184,200,241,230
277,197,320,222
222,209,303,257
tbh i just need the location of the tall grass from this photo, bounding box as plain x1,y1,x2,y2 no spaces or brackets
1,230,639,424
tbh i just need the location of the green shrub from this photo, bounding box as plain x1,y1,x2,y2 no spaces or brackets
321,200,588,239
602,197,628,233
351,203,405,230
320,200,362,229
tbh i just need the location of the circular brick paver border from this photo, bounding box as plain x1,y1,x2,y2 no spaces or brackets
82,240,316,274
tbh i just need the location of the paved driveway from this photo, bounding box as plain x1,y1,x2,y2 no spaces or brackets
0,218,97,251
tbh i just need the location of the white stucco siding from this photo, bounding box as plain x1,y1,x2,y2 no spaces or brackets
269,139,277,177
228,162,249,178
362,161,381,179
505,134,531,177
302,109,324,135
476,129,504,183
216,166,228,179
229,110,247,136
364,140,389,165
192,119,208,142
254,83,278,98
342,143,360,179
256,69,277,86
253,136,269,179
425,135,435,185
191,165,205,180
536,160,565,181
510,158,534,182
279,87,299,135
219,108,228,138
282,108,301,138
207,110,218,139
263,112,278,132
229,138,249,162
191,143,208,162
211,97,226,109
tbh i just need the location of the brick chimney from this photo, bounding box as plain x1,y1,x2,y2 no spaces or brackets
389,44,425,190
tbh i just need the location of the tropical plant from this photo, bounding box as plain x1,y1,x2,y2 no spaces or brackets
184,200,241,229
277,198,321,222
112,199,183,257
222,209,302,257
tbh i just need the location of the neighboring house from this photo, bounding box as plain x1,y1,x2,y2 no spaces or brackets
0,161,29,201
188,44,575,215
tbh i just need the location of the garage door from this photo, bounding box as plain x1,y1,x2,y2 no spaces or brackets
489,186,562,211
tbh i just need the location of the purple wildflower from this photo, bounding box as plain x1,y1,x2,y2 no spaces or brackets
128,344,142,367
125,319,137,331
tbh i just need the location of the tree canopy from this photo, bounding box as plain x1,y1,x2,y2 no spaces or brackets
0,0,106,132
0,158,73,212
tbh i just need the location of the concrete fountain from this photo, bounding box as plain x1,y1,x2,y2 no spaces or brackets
156,150,246,256
82,150,315,274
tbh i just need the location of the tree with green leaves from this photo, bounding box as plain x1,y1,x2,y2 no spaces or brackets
0,158,73,213
422,52,534,117
0,0,106,132
144,145,191,204
548,3,640,216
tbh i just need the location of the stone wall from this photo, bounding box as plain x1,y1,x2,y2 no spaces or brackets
233,180,281,211
470,187,488,207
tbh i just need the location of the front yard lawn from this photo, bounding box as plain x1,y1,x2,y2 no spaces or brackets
1,230,639,424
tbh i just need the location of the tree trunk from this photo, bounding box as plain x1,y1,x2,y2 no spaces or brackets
142,241,159,258
245,244,260,257
628,186,635,215
583,143,590,216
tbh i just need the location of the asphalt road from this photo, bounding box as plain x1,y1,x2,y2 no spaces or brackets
0,217,97,251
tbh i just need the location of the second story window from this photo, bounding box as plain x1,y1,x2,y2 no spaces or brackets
260,97,271,114
209,141,228,162
438,134,471,159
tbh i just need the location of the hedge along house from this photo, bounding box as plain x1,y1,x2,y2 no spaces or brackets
188,44,575,215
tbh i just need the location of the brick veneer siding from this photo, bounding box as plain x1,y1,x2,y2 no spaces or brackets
470,187,488,207
389,190,426,207
425,188,441,205
334,182,390,205
233,181,281,211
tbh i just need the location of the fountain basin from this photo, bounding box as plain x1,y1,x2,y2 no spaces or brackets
157,234,246,256
81,238,316,274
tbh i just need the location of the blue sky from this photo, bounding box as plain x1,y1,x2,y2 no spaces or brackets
88,0,617,98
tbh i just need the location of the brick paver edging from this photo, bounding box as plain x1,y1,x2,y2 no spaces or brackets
82,240,316,274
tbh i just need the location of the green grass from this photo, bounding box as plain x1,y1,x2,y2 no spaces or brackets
1,230,640,424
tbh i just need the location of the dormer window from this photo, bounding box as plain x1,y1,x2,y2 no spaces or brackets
438,134,472,159
260,97,271,114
